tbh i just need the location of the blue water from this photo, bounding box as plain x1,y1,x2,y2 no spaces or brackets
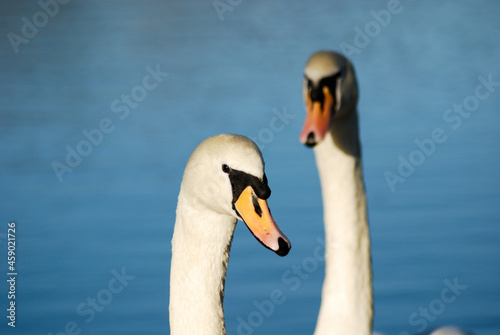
1,1,500,334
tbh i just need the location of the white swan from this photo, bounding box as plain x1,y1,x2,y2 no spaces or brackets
299,50,373,335
169,134,291,335
299,51,472,335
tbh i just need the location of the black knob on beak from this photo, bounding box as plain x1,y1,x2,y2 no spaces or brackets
310,86,324,103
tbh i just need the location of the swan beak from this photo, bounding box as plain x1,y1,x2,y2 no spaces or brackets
235,186,291,257
299,86,334,147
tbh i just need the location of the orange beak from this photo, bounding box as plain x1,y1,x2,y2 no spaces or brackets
299,86,334,146
235,186,291,256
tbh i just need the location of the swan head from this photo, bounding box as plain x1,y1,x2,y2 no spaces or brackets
180,134,291,256
299,51,359,147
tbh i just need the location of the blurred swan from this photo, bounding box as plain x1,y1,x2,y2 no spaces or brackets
300,50,372,335
169,134,291,334
299,51,473,335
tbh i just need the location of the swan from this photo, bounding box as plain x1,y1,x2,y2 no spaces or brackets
299,51,473,335
169,133,291,335
299,50,372,335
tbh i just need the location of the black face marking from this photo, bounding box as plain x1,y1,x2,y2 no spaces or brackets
306,72,341,111
318,71,341,90
305,76,313,90
310,86,324,104
225,166,270,214
222,164,230,173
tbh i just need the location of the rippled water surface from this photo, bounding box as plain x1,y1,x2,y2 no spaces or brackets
1,1,500,334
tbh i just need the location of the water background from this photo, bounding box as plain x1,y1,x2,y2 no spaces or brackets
1,1,499,334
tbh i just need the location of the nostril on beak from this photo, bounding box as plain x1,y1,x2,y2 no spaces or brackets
305,132,317,147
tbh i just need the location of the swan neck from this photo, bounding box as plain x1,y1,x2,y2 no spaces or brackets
169,193,236,335
313,110,373,335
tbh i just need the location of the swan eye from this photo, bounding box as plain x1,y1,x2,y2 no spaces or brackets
222,164,230,173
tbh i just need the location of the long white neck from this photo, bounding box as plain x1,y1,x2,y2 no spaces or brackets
169,191,236,335
313,110,373,335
